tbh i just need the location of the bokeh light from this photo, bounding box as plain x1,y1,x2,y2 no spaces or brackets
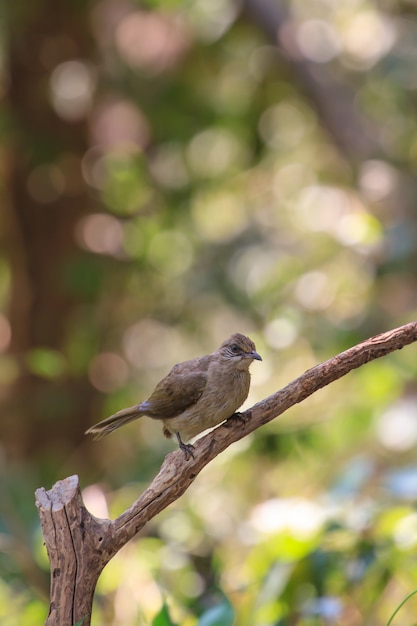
75,213,124,256
49,60,96,121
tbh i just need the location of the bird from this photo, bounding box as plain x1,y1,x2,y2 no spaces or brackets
85,333,262,459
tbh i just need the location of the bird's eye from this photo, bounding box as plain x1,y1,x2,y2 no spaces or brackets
231,343,239,353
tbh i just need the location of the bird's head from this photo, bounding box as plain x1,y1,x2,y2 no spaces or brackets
218,333,262,369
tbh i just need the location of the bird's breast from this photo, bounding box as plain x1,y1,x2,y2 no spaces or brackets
163,365,251,441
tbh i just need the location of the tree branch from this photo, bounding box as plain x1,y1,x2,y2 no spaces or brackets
36,321,417,625
243,0,380,162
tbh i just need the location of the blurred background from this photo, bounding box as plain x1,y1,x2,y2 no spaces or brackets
1,0,417,624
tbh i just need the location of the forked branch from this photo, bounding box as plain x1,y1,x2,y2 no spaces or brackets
36,321,417,626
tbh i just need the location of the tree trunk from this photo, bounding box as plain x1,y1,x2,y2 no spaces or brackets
36,476,110,626
3,0,101,459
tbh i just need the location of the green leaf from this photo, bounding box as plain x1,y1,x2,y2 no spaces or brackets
25,348,67,379
197,595,235,626
152,602,177,626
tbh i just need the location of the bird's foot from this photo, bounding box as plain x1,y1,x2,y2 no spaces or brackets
179,441,195,460
175,432,195,460
225,411,251,428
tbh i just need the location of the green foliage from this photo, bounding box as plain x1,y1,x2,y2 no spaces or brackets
25,348,67,379
152,602,178,626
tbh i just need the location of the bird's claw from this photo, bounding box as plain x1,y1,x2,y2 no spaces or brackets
180,441,195,460
175,432,195,460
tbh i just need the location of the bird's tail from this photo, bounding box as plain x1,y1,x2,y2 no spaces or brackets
85,405,143,440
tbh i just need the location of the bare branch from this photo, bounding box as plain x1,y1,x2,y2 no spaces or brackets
110,321,417,545
36,320,417,626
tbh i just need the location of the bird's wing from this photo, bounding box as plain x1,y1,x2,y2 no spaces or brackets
140,357,210,420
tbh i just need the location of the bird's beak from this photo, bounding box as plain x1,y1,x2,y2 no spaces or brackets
248,350,262,361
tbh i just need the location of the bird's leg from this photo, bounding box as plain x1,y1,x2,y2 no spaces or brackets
225,411,251,428
175,432,195,460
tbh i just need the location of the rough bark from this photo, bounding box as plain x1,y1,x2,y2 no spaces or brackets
36,321,417,626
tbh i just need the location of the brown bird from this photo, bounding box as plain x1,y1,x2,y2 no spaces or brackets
85,333,262,459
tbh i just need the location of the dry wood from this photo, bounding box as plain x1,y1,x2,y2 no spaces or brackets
35,321,417,625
